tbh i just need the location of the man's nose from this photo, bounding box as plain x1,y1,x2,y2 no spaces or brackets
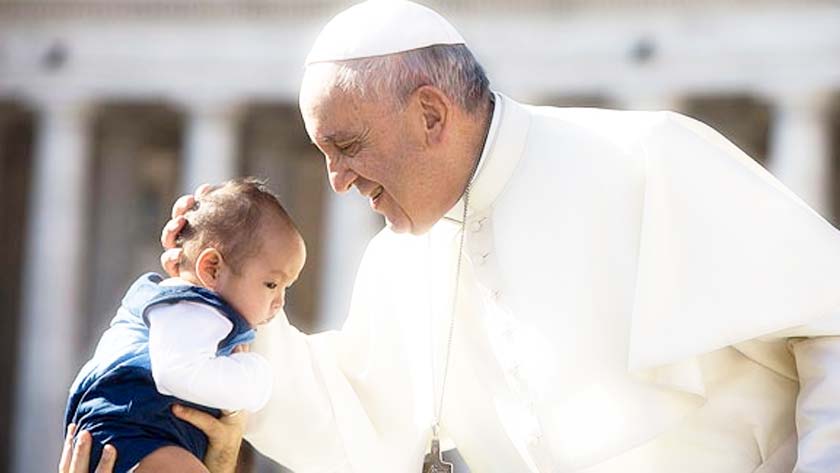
326,154,357,194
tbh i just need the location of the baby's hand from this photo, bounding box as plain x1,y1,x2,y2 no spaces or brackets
232,344,250,354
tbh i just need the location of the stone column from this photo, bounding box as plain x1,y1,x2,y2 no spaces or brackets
768,93,833,216
181,101,241,193
12,99,92,473
315,189,382,331
0,111,7,186
87,112,142,331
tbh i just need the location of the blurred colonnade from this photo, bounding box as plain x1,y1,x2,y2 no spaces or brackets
1,0,839,472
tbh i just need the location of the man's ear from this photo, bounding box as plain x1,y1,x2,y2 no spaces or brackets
195,247,225,289
415,85,449,145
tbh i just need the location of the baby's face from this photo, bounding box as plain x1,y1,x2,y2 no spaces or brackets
215,219,306,327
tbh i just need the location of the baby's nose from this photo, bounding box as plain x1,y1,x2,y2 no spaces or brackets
271,296,284,312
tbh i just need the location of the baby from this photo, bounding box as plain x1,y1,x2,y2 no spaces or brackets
65,178,306,472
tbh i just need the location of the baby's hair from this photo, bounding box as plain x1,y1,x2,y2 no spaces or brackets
176,177,297,274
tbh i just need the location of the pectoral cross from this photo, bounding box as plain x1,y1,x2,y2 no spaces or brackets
422,437,453,473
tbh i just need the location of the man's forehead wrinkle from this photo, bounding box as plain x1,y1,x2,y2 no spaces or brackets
305,85,371,148
314,112,364,144
316,131,355,145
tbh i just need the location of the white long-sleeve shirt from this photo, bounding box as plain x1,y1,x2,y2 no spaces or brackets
147,296,272,413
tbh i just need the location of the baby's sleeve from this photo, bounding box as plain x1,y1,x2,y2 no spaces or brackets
147,301,273,412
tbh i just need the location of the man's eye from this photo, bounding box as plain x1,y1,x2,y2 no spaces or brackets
264,282,278,290
337,141,360,156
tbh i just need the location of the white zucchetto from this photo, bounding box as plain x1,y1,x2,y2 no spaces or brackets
305,0,466,66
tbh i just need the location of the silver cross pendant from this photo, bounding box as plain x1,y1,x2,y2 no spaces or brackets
422,437,454,473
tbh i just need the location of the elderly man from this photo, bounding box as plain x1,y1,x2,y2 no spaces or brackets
63,1,840,472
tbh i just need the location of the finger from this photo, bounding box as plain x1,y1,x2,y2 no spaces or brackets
232,344,250,354
160,215,187,249
59,424,77,473
94,445,116,473
172,404,221,437
70,430,91,473
194,183,215,198
171,194,196,219
160,248,183,278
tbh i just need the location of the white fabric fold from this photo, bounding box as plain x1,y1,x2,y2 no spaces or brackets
791,337,840,473
629,111,840,371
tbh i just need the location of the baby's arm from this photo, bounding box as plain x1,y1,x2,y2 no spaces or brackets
147,301,272,412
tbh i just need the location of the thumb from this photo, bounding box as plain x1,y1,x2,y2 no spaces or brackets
172,404,220,437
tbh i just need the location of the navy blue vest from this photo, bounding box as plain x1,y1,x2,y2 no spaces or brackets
65,273,255,472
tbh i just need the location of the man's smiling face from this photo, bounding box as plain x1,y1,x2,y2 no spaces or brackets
299,64,450,235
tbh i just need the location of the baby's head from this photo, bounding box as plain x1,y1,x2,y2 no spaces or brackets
176,177,306,327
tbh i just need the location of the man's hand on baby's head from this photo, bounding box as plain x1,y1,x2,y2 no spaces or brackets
162,184,217,249
160,183,218,277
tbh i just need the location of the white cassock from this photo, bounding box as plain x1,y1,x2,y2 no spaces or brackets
246,93,840,473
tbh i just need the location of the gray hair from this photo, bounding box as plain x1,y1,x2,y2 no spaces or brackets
331,44,491,114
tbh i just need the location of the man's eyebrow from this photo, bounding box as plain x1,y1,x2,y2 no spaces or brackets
317,132,356,145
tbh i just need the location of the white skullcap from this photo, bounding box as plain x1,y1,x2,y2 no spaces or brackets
305,0,466,66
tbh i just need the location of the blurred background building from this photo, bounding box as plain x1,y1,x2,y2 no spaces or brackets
1,0,839,471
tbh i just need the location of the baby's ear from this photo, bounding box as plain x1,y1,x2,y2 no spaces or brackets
195,247,224,289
